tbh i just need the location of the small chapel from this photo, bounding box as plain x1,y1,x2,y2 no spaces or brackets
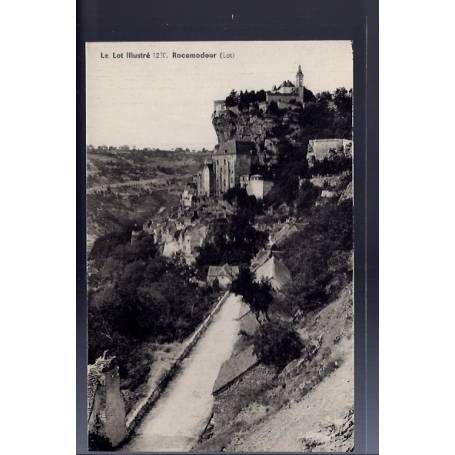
266,64,305,108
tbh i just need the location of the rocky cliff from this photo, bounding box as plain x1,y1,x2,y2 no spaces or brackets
212,106,306,167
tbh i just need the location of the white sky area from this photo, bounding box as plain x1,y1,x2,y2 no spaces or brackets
86,41,353,150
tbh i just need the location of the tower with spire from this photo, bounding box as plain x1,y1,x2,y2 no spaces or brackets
296,64,304,105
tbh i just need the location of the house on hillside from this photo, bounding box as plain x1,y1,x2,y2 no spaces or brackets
271,223,299,249
162,231,181,258
207,264,240,289
253,253,291,291
307,138,353,165
181,184,196,208
239,174,274,200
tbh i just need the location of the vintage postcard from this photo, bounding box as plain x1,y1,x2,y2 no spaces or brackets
85,40,354,452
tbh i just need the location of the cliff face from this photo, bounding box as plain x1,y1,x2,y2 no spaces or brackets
212,107,306,166
212,109,271,145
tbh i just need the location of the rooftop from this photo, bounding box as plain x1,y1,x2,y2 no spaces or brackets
207,264,240,279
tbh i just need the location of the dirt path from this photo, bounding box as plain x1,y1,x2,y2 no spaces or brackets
230,343,354,452
122,293,242,452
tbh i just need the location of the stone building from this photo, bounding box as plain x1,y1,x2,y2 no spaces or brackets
254,253,291,290
207,264,240,289
240,174,274,200
213,100,226,114
196,160,215,197
181,184,197,208
212,139,254,195
307,138,353,164
266,65,305,108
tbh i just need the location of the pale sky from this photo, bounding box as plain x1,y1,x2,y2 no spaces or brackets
86,41,353,150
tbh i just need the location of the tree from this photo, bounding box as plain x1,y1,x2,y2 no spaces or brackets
266,101,280,116
231,267,256,300
253,320,304,369
295,179,320,214
225,90,237,107
266,140,308,207
194,211,267,272
231,268,274,322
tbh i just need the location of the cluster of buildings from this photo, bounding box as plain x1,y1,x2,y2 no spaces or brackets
205,218,300,290
141,213,208,264
193,139,273,202
213,65,306,115
135,65,353,275
266,65,305,109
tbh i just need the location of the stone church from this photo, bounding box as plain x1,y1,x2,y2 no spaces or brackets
212,139,255,195
266,65,305,108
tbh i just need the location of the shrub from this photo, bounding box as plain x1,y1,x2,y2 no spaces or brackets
253,320,304,369
121,349,152,391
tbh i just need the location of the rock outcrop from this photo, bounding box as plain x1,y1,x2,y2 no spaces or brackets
88,353,127,449
212,107,306,168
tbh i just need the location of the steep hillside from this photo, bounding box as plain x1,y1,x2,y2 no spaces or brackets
195,284,353,452
87,148,208,189
195,167,354,452
86,148,208,250
212,89,352,171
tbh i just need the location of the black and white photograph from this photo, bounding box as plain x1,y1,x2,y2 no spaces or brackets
86,41,354,452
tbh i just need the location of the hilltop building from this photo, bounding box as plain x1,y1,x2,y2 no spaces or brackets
212,139,254,195
213,65,307,117
266,65,305,108
213,100,226,114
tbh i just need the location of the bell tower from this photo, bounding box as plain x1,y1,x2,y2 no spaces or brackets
296,65,304,105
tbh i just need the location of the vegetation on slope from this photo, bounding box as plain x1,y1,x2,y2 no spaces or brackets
88,232,219,396
196,87,354,451
280,199,353,316
86,147,209,188
195,208,268,276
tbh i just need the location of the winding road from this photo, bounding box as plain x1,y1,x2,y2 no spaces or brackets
87,178,158,195
121,293,242,452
